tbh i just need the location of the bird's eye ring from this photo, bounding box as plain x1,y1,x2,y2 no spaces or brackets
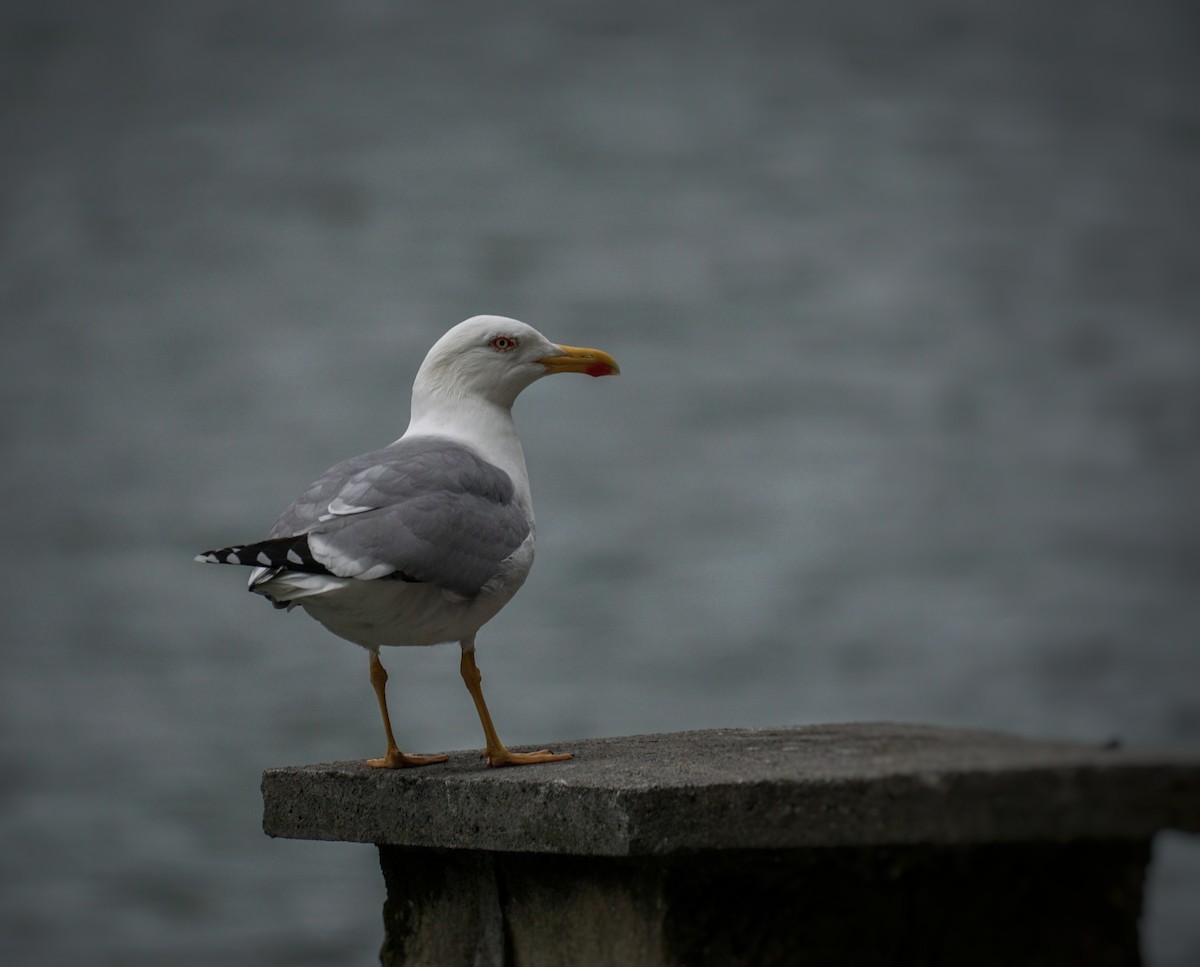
490,336,518,352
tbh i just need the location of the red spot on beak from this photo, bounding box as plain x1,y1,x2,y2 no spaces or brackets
586,362,615,377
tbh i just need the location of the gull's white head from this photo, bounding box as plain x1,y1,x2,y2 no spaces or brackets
413,315,619,410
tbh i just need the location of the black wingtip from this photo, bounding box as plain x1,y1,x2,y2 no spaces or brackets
195,546,253,566
195,536,335,576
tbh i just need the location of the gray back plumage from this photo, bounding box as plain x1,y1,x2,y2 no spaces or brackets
267,436,530,597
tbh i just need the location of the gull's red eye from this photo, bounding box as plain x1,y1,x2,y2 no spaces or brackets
490,335,518,352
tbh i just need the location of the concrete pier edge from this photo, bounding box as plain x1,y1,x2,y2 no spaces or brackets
262,723,1200,965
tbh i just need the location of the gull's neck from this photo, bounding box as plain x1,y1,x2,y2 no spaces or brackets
401,392,533,513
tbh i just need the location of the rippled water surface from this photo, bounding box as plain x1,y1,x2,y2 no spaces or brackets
3,2,1198,964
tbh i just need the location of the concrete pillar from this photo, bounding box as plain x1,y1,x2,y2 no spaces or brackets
261,724,1200,965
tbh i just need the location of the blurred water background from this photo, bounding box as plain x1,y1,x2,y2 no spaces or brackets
3,1,1198,964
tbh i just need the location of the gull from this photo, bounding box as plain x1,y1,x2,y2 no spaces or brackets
197,315,619,767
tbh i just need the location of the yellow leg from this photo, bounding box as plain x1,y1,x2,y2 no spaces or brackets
459,649,572,767
365,652,448,769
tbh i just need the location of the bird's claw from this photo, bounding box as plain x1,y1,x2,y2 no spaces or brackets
484,748,573,767
366,750,449,769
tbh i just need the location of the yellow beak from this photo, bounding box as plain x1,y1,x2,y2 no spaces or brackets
538,344,620,378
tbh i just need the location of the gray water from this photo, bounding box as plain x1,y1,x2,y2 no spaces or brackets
3,2,1199,964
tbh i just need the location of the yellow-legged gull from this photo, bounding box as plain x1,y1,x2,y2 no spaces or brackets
197,316,619,767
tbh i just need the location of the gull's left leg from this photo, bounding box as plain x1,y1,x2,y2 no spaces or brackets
365,650,448,769
458,640,571,767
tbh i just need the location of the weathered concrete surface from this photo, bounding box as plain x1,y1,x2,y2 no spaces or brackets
263,725,1200,966
262,723,1200,854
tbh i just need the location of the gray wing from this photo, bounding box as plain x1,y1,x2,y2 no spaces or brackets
267,436,531,597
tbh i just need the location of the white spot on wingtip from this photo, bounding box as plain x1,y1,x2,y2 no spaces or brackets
287,549,303,565
256,551,271,565
227,552,241,564
195,554,216,563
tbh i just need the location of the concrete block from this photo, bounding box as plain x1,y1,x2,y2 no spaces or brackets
262,724,1200,853
261,724,1200,965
